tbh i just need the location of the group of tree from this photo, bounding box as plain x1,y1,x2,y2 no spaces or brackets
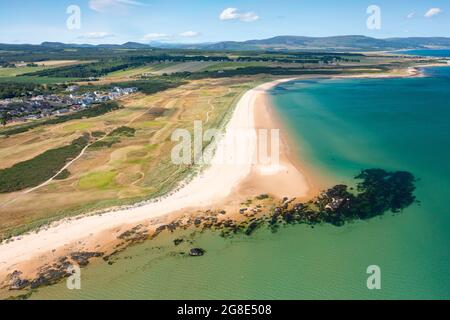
0,82,63,99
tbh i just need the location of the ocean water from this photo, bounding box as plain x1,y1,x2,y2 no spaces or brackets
397,49,450,58
29,66,450,300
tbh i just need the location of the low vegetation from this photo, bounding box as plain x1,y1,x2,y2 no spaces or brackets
110,126,136,137
54,169,71,180
91,126,136,149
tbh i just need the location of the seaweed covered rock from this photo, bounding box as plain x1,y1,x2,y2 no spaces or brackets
268,168,417,228
354,169,417,219
316,185,356,226
70,252,103,267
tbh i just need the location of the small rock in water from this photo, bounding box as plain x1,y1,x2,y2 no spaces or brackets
189,248,206,257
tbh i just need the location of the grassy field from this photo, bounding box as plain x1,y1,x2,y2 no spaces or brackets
78,171,118,190
0,61,85,77
151,61,220,75
105,62,178,78
35,60,88,67
101,61,219,81
0,76,79,84
200,61,273,72
0,76,260,238
0,66,48,77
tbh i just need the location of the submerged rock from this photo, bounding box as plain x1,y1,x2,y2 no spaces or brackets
189,248,206,257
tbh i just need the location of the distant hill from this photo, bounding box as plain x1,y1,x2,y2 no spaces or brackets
173,35,450,51
120,42,153,49
39,42,152,50
41,42,95,48
1,35,450,52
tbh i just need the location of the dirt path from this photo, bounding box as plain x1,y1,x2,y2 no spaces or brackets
205,88,232,124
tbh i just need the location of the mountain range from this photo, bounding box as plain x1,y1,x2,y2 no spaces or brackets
149,35,450,51
2,35,450,52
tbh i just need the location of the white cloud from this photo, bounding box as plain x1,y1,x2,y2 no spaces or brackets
142,33,170,41
79,32,115,39
406,12,415,19
89,0,146,12
180,31,200,37
219,8,259,22
425,8,442,18
220,8,239,20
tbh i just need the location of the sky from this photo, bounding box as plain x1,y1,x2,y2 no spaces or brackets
0,0,449,44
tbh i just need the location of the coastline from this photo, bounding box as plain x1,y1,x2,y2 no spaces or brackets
264,86,336,191
0,78,313,286
235,82,325,200
0,63,445,290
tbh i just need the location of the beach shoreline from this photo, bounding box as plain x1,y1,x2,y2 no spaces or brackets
0,63,446,289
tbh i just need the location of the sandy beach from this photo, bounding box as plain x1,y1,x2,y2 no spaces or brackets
0,78,312,281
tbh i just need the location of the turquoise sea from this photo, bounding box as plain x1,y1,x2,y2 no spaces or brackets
397,49,450,58
29,66,450,300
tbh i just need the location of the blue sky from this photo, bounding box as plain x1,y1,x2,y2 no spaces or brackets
0,0,449,44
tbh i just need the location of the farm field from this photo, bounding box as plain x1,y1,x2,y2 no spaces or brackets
151,61,220,75
0,60,88,77
105,62,178,78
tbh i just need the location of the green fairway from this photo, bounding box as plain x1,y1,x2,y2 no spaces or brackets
78,171,117,190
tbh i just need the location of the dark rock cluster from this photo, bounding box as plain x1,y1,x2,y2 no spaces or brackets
7,252,104,292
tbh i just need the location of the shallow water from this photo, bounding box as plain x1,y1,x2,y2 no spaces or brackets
29,66,450,300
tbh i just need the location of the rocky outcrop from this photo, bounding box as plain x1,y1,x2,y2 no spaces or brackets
7,251,104,292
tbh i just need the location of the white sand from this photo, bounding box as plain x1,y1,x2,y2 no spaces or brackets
0,78,303,274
